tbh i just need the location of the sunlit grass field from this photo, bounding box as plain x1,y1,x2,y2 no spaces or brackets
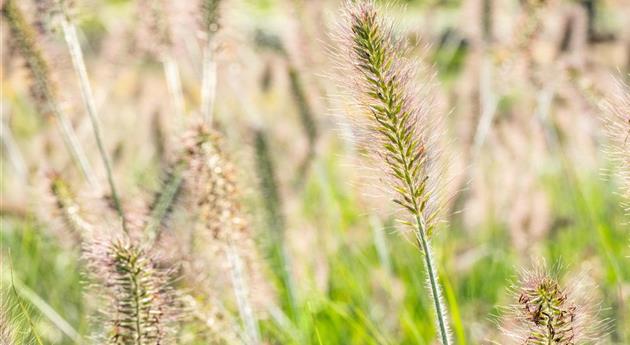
1,0,629,344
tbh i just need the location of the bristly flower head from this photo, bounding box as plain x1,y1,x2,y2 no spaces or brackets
502,264,607,344
84,236,179,344
601,78,630,215
2,0,58,116
182,124,273,308
200,0,222,38
332,2,454,344
333,0,451,237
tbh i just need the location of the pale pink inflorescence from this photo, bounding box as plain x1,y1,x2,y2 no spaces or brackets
332,0,453,238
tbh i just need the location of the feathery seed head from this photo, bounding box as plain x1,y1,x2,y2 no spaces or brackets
135,0,173,59
201,0,222,38
184,125,249,243
502,264,607,344
85,237,179,344
182,124,274,312
335,0,451,237
3,0,58,116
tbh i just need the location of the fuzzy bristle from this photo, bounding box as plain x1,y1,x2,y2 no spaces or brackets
335,0,450,236
186,126,251,244
601,78,630,215
85,237,179,344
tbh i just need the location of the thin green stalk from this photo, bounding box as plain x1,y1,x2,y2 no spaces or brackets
60,16,126,229
0,116,27,182
415,215,449,345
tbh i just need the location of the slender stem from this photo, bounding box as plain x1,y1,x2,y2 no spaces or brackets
162,55,185,120
201,41,217,126
131,271,142,344
226,244,261,345
415,215,450,345
51,101,98,187
61,18,126,230
0,115,27,181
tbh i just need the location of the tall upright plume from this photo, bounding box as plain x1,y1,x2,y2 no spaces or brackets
332,1,453,344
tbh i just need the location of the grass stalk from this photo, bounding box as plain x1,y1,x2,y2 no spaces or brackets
59,16,126,229
334,2,454,343
414,215,450,345
227,244,261,345
0,116,27,182
201,42,218,125
162,55,186,120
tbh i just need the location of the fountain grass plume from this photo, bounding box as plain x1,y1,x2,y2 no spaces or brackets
201,0,222,36
502,264,607,344
601,78,630,215
84,237,179,344
333,1,453,343
2,0,96,186
185,124,267,344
